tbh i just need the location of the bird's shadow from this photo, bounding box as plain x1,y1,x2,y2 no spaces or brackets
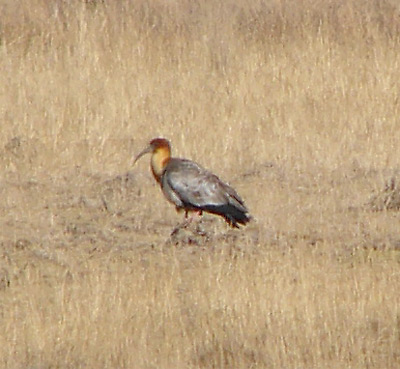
166,216,255,248
168,218,213,246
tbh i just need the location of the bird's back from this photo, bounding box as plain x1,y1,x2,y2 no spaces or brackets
161,158,250,227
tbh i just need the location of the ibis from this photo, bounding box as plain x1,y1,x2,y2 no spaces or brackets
133,138,251,228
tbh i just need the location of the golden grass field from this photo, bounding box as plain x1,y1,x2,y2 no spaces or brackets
1,0,400,367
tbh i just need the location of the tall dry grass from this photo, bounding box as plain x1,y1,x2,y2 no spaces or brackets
1,0,400,367
2,245,400,368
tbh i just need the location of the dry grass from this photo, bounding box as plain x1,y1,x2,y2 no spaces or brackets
1,0,400,367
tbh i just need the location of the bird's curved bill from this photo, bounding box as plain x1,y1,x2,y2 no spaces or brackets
132,145,152,166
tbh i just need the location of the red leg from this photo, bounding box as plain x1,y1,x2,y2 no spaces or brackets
187,210,202,223
171,210,203,236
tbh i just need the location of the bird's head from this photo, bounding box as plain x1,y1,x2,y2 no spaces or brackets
133,138,172,182
133,138,171,165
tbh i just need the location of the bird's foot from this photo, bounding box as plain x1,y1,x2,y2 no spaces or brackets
170,211,203,236
170,219,191,236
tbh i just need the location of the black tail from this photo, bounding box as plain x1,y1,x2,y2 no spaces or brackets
204,204,251,228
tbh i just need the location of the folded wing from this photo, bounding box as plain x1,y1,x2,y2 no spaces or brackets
162,159,250,227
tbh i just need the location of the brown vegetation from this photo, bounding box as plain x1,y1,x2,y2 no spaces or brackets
1,0,400,367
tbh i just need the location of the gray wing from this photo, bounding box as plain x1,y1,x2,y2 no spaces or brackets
162,159,247,212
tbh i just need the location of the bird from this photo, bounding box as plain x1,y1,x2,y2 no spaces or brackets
133,138,251,228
